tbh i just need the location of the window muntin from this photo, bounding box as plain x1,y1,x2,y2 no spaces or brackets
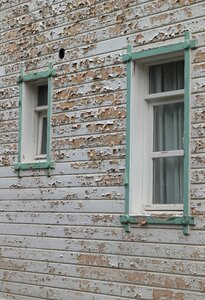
148,60,184,208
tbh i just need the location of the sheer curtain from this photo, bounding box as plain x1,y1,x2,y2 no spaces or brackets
149,61,184,204
153,103,184,204
149,60,184,93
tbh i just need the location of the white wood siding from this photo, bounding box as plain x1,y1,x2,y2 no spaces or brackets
0,0,205,299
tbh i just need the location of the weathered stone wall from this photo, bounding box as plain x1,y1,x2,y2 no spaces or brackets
0,0,205,299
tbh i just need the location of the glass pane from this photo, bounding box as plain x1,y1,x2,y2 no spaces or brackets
153,157,183,204
149,60,184,93
153,102,184,151
38,85,48,106
41,117,47,154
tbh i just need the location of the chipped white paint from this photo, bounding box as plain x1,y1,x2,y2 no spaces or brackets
0,1,205,299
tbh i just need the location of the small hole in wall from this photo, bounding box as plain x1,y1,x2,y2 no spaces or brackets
59,48,65,59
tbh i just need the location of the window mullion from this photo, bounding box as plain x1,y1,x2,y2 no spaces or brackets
35,105,48,112
151,150,184,158
145,90,184,102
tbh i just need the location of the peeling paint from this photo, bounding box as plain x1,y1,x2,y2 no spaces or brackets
0,1,205,299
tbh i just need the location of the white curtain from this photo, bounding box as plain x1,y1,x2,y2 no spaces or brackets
149,60,184,93
150,61,184,204
153,103,184,204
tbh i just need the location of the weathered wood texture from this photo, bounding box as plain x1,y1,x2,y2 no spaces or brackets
0,0,205,299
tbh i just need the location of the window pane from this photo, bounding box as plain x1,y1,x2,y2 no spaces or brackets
38,85,48,106
153,157,183,204
149,61,184,93
41,117,47,154
153,102,184,151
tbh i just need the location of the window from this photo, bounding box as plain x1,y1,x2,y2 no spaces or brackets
131,58,185,214
15,66,56,172
36,85,48,158
147,61,184,210
22,82,48,162
120,32,197,234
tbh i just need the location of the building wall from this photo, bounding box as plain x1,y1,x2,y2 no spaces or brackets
0,0,205,299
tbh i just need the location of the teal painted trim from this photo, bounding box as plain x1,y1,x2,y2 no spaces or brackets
183,31,192,235
16,65,56,176
122,37,197,63
125,45,132,217
17,69,23,164
17,69,56,83
17,69,24,177
47,64,53,163
14,161,55,170
120,215,195,226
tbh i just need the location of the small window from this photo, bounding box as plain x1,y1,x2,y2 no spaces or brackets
15,67,56,172
21,81,49,163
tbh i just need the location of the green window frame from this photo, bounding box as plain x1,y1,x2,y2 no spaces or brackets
15,64,56,175
120,32,197,235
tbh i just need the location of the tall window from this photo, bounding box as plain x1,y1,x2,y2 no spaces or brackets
148,61,184,207
121,33,197,233
129,57,185,214
15,66,56,172
20,80,49,163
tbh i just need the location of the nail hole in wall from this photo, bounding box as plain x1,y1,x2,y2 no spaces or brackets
59,48,65,59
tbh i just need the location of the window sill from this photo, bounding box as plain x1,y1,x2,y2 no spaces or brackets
120,214,195,235
14,160,54,171
144,204,183,211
